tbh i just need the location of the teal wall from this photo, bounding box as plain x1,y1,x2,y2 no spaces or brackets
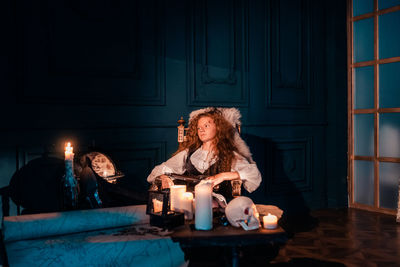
0,0,348,216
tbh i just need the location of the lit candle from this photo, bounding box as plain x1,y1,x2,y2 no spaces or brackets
152,198,163,213
181,192,193,220
170,185,186,212
263,213,278,229
195,182,213,230
64,142,74,179
64,142,74,161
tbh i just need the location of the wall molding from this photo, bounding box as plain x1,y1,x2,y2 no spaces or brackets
265,0,312,109
265,137,313,195
17,0,166,106
186,0,249,106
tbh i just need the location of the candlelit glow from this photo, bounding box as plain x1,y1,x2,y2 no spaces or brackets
170,185,186,212
152,198,163,213
263,213,278,229
64,142,74,161
181,192,193,220
65,142,73,153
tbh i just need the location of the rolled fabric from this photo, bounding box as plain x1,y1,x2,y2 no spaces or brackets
2,205,148,242
5,224,185,267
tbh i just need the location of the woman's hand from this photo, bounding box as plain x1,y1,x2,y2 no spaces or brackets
159,174,174,189
207,175,225,187
206,171,240,187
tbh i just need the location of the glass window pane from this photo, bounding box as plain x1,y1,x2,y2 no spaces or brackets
379,0,400,10
354,160,374,205
379,62,400,108
379,11,400,59
354,66,374,109
353,0,374,16
379,113,400,157
354,18,374,63
379,162,400,209
354,114,374,156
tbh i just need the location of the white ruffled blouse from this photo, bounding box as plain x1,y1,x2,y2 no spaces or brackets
146,147,262,193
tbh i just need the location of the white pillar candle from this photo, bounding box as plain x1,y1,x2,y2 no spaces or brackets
181,192,193,220
195,182,213,230
263,213,278,229
170,185,186,212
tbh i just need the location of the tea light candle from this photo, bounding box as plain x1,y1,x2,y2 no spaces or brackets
170,185,186,212
195,182,213,230
263,213,278,229
181,192,193,220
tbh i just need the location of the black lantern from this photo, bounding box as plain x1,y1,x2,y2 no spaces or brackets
146,188,184,229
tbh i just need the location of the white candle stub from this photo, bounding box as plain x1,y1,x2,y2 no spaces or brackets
181,192,194,220
170,185,186,212
263,213,278,229
195,182,213,230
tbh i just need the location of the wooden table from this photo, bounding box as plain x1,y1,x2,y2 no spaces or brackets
171,222,288,266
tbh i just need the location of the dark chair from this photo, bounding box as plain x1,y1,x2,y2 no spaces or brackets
1,155,65,217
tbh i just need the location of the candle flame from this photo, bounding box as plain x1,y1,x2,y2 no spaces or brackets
65,142,73,153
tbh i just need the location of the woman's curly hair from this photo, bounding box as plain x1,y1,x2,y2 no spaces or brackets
173,109,238,172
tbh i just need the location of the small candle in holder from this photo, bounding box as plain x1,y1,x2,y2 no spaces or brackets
170,185,186,212
181,192,193,220
263,213,278,229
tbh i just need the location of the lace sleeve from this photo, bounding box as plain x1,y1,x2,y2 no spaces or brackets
146,150,188,183
231,152,262,193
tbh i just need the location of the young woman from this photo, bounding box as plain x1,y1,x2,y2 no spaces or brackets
147,107,262,200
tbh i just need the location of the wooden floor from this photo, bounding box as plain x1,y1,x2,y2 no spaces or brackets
270,208,400,267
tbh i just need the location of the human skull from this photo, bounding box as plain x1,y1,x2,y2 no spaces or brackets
225,196,260,230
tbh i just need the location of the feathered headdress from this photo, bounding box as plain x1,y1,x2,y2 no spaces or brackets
189,107,254,163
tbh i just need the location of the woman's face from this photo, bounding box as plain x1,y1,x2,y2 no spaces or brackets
197,116,217,143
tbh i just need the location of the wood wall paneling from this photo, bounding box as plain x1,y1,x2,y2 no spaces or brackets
17,0,166,106
267,137,313,195
98,141,166,193
186,0,249,106
266,0,312,108
0,0,349,216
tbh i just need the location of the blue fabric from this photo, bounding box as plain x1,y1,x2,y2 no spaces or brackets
3,205,149,242
5,224,185,267
2,205,185,267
